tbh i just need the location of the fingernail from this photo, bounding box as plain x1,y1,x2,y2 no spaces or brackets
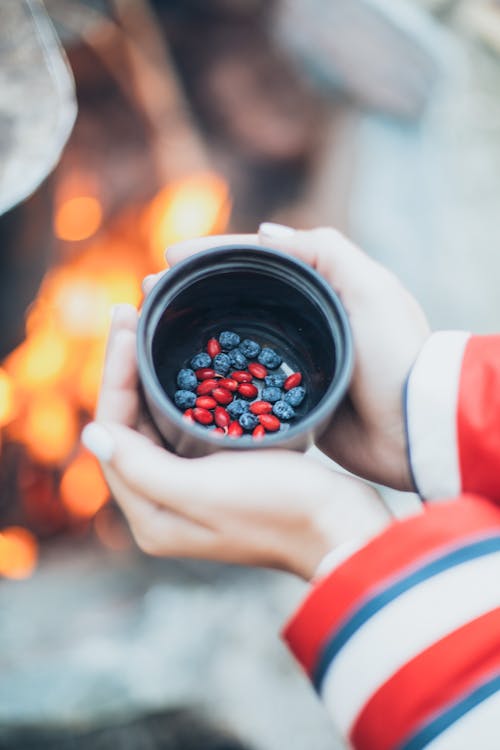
81,422,114,462
259,222,295,239
142,274,155,293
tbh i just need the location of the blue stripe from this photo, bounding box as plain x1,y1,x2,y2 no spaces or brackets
313,536,500,690
398,673,500,750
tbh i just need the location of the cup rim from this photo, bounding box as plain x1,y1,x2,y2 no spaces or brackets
137,244,353,449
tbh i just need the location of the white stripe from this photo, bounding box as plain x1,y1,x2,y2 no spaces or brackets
424,683,500,750
320,551,500,734
406,331,471,501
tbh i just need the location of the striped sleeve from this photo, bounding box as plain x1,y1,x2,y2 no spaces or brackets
405,333,500,502
283,495,500,750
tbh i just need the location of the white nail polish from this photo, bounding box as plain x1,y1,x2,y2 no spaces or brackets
259,222,295,239
81,423,114,462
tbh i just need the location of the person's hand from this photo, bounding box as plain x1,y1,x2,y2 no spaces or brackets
161,225,430,491
81,305,391,580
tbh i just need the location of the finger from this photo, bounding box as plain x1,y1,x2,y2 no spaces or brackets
258,223,386,303
96,326,140,426
142,271,166,297
109,303,138,335
166,234,258,267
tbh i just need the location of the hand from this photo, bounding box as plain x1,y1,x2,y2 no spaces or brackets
163,225,430,491
82,305,391,580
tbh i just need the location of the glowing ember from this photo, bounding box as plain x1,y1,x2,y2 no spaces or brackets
147,172,231,268
23,392,78,465
0,527,38,580
60,452,109,519
0,367,15,427
54,196,103,242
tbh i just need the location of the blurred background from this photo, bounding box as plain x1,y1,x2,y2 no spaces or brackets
1,1,500,748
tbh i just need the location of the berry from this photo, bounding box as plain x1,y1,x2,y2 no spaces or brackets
183,408,194,422
261,386,282,403
248,362,267,379
238,382,258,399
259,414,281,432
191,352,212,369
239,412,259,431
196,396,217,410
212,386,233,405
219,331,240,350
249,401,273,415
207,338,221,358
240,339,261,358
252,425,266,440
264,373,286,388
219,378,238,392
258,347,282,369
228,421,244,438
231,370,252,383
212,427,225,437
195,368,217,380
176,368,197,391
197,378,218,395
193,407,214,425
284,372,302,391
229,349,248,370
213,353,231,375
215,406,230,428
273,400,295,421
227,399,249,419
174,390,196,409
284,386,306,407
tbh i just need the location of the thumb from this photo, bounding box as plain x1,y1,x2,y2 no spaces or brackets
258,223,388,304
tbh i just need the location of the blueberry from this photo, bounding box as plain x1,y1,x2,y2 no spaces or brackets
239,412,259,431
258,347,282,369
219,331,240,351
213,353,231,375
284,386,306,407
174,390,196,409
240,339,261,358
191,352,211,369
264,373,286,388
273,400,295,420
261,387,282,403
176,368,197,391
227,399,249,419
229,348,248,370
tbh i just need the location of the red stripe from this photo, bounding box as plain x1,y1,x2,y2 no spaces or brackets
283,496,500,677
350,607,500,750
458,336,500,502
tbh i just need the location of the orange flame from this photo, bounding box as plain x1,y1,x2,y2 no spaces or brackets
23,392,78,465
0,367,15,427
0,526,38,580
60,452,109,519
54,196,103,242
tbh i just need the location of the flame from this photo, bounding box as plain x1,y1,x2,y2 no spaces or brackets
23,392,78,465
0,526,38,580
0,367,15,426
147,172,231,268
54,196,103,242
61,452,109,519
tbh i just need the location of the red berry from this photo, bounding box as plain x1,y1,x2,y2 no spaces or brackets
219,378,238,392
193,407,214,425
231,370,253,383
207,338,221,358
259,414,280,432
183,408,194,422
284,372,302,391
228,420,244,438
249,400,273,415
212,427,225,437
196,396,217,410
248,362,267,379
215,406,230,428
197,378,218,395
195,367,217,380
212,386,233,405
252,425,266,440
238,382,258,399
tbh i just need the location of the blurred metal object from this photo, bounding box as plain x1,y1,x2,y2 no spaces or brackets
0,0,76,215
275,0,454,119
